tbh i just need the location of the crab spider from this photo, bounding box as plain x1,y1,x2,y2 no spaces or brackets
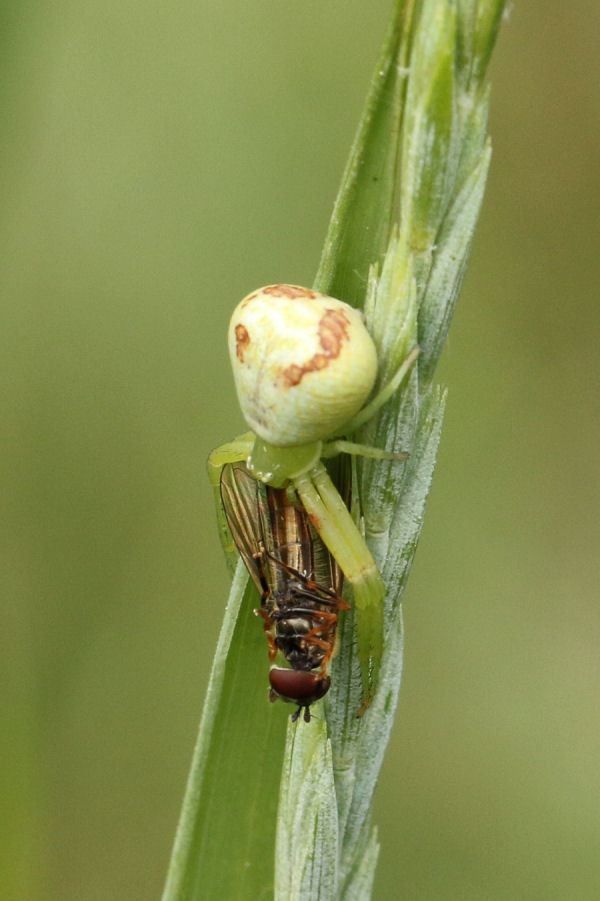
208,284,418,713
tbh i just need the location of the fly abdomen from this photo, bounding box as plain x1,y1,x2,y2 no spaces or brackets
275,613,312,639
271,598,337,672
273,610,324,669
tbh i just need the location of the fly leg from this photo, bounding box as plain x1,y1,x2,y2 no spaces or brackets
262,549,350,610
252,544,277,660
300,609,339,674
254,607,277,660
281,604,339,675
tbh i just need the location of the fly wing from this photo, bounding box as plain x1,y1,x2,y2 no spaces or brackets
221,457,350,599
261,485,315,591
220,462,267,596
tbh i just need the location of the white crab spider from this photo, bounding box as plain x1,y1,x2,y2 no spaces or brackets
208,284,418,712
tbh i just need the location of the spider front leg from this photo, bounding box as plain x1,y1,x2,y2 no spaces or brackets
207,431,255,573
292,462,385,714
322,438,408,462
207,430,255,482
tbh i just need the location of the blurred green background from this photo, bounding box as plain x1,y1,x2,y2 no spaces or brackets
2,1,598,898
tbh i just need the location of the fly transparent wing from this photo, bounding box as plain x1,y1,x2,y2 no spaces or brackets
220,462,267,596
221,460,348,600
262,485,316,590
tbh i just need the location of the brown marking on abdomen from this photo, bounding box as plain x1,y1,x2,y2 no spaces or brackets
281,307,350,387
234,323,250,362
263,284,317,300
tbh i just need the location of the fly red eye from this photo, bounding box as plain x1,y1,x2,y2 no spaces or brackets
269,668,330,703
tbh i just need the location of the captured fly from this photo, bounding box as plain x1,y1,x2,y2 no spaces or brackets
220,462,349,722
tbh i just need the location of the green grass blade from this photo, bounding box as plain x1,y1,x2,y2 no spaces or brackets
162,567,287,900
